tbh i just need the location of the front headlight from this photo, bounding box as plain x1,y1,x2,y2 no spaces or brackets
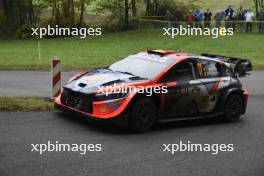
95,92,128,101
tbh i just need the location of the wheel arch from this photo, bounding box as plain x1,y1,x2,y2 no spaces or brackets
217,88,245,113
128,92,161,110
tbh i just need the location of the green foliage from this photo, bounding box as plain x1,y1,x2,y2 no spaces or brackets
0,0,257,38
16,23,37,39
0,9,6,23
155,0,199,16
100,14,123,32
95,0,126,30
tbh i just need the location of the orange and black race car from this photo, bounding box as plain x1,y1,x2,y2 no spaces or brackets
54,50,252,132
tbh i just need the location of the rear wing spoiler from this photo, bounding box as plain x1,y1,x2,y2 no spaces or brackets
201,53,253,77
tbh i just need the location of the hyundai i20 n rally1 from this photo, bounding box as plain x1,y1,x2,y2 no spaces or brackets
54,50,252,132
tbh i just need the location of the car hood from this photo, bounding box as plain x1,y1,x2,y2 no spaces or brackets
64,69,149,94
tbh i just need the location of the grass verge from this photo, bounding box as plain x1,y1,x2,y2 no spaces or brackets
0,29,263,70
0,97,54,112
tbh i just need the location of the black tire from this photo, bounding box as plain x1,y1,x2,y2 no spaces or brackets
223,94,244,122
129,98,157,133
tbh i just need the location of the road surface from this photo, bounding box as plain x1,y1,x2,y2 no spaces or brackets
0,70,264,176
0,71,263,97
0,96,264,176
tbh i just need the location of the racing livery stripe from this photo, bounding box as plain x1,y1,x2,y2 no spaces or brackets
210,78,221,94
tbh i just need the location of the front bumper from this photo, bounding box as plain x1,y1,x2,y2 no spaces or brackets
54,91,134,119
54,102,129,126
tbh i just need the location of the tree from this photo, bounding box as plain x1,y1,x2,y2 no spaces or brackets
131,0,136,17
79,0,86,26
68,0,75,26
46,0,62,25
96,0,131,30
1,0,34,27
153,0,159,15
145,0,159,15
61,0,75,26
253,0,264,13
145,0,150,15
46,0,75,27
1,0,9,19
124,0,129,29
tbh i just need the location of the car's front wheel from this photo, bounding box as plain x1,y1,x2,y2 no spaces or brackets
129,98,157,133
223,94,244,122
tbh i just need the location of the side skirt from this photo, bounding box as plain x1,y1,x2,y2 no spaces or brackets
157,112,224,123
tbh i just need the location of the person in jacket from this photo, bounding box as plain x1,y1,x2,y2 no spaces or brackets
194,9,203,28
186,10,194,28
214,10,225,29
225,5,235,29
175,9,183,28
204,9,212,28
164,10,174,28
244,9,254,32
257,8,264,33
237,7,246,31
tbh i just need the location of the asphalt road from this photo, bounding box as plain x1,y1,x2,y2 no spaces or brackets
0,71,263,97
0,96,264,176
0,71,264,176
0,71,73,97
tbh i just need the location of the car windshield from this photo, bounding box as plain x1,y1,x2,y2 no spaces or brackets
109,53,174,80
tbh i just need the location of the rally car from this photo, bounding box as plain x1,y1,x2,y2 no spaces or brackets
54,50,252,132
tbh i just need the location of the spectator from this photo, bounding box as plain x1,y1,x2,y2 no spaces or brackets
214,10,225,29
231,11,237,31
245,9,254,32
164,10,174,28
204,9,212,28
225,5,234,18
175,9,183,28
194,9,203,28
237,7,246,31
225,5,235,29
257,8,264,33
186,10,194,28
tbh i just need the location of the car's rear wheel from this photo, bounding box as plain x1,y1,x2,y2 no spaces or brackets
223,94,244,122
129,98,157,133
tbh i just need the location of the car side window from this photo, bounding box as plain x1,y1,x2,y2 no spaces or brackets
221,64,232,77
201,60,221,78
161,60,197,82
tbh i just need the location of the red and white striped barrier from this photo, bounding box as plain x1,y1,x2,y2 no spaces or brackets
51,59,61,98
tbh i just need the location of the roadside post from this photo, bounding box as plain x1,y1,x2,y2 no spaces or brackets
51,58,61,99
